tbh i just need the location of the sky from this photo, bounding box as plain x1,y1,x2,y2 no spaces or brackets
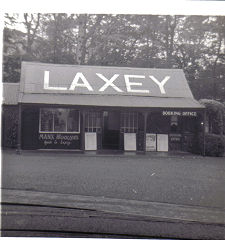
1,0,225,15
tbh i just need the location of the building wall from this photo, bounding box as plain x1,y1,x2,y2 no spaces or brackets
21,106,82,150
2,104,203,153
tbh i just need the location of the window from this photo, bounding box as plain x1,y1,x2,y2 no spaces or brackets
39,108,80,133
120,112,138,133
85,111,102,132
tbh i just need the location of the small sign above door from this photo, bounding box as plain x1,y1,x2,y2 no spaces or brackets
162,110,197,117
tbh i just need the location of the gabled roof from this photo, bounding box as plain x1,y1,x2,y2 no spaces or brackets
7,61,205,109
20,61,194,98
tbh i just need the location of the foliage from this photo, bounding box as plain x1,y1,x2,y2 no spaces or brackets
2,106,18,148
199,99,225,135
199,133,225,157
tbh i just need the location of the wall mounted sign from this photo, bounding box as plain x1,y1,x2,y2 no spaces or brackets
169,133,182,142
38,133,79,149
157,134,168,152
162,110,197,117
124,133,136,151
146,133,156,151
85,132,97,150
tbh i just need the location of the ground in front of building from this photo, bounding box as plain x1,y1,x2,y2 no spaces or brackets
2,149,225,209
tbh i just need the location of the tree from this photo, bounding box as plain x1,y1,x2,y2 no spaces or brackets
22,13,41,60
2,13,225,102
199,99,225,135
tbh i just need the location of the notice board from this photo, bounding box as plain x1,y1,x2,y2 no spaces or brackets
157,134,168,152
85,132,97,150
146,133,157,151
124,133,136,151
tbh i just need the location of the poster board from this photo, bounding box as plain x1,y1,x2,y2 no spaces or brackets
124,133,136,151
146,133,156,151
85,132,97,150
157,134,168,152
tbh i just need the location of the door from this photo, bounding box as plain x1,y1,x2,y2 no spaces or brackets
102,111,120,149
22,107,39,149
84,111,102,150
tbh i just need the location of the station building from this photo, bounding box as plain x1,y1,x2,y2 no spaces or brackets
2,61,205,153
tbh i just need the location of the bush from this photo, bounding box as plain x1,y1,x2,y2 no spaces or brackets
199,133,225,157
199,99,225,135
2,106,18,148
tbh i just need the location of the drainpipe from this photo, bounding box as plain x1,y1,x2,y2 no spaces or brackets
143,112,148,153
202,108,206,156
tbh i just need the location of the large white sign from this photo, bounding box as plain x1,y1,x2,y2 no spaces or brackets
157,134,168,152
44,71,170,95
124,133,136,151
85,132,97,150
146,133,156,151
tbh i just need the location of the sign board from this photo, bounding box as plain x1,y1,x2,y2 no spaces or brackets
124,133,136,151
38,133,80,149
169,133,182,142
21,62,194,98
157,134,168,152
162,110,197,117
146,133,156,151
85,132,97,150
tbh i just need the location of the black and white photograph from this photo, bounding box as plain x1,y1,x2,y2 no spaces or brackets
1,1,225,239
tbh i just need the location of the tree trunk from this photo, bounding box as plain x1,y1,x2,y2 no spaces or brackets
76,14,87,64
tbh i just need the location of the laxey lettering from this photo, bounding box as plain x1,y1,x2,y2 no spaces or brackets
44,71,170,95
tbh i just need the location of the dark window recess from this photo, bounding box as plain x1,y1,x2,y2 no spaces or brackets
147,113,170,134
182,117,197,133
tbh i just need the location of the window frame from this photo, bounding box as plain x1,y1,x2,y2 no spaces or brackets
39,108,80,134
120,112,138,133
85,111,102,133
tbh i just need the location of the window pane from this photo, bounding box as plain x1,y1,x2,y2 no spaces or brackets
96,113,101,128
40,109,53,132
134,113,138,129
40,108,80,133
54,109,67,132
125,114,129,128
120,113,124,128
68,110,79,132
85,112,89,129
92,113,96,129
130,113,134,129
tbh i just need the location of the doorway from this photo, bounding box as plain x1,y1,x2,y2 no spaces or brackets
102,111,120,149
